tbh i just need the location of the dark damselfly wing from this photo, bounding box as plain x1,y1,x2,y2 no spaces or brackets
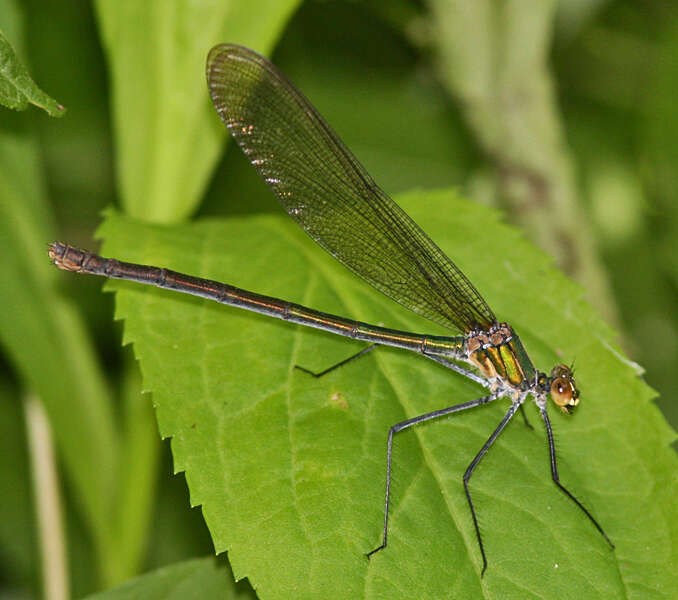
206,44,496,333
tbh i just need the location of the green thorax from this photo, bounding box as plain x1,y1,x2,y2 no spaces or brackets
466,324,536,387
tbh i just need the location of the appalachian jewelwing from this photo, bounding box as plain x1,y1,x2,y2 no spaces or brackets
49,43,613,574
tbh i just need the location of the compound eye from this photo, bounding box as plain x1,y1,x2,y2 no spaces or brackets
550,376,579,414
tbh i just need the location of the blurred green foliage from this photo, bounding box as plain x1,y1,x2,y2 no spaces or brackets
0,0,676,597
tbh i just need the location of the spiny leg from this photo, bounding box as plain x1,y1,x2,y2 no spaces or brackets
423,353,490,389
463,402,520,576
294,344,376,378
366,393,497,559
539,407,614,549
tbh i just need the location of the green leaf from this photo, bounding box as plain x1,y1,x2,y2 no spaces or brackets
96,190,676,599
0,30,65,116
93,0,302,223
0,127,119,575
108,358,163,584
83,557,253,599
0,6,162,590
0,380,36,590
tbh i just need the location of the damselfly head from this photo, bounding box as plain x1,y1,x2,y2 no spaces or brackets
549,364,579,415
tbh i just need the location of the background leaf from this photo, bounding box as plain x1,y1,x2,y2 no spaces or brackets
93,0,302,222
0,124,122,581
84,557,254,600
97,190,676,599
0,29,64,115
0,381,37,594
